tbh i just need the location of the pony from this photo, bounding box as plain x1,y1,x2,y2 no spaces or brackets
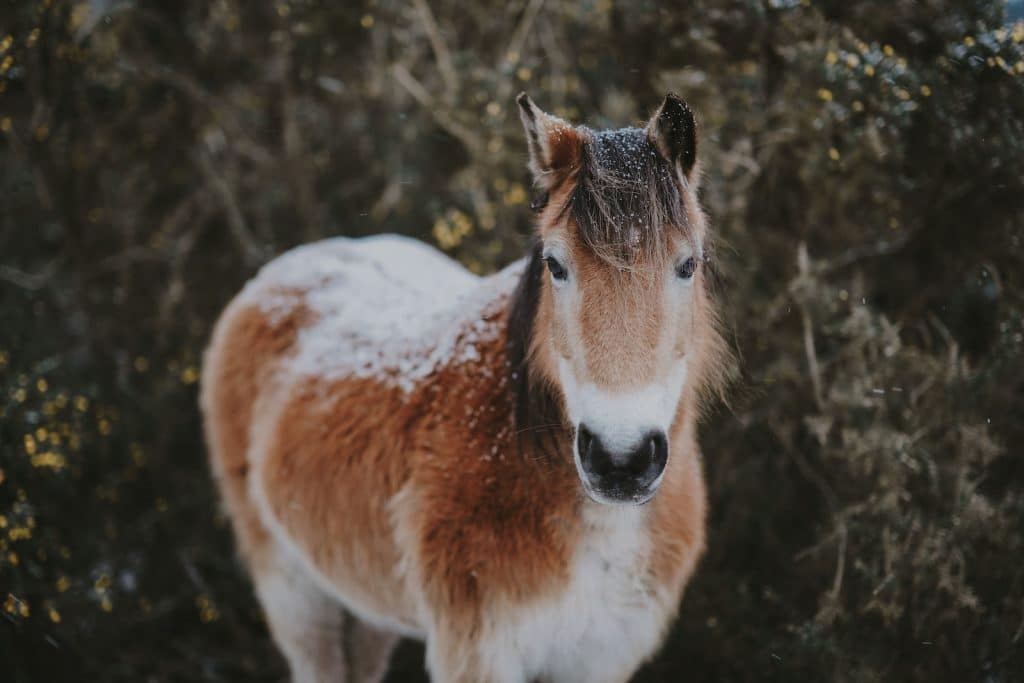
201,92,730,683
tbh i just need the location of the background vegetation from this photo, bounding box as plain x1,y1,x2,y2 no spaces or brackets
2,0,1023,680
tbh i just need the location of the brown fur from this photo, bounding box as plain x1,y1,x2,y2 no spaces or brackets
261,374,416,626
400,320,581,630
649,401,707,590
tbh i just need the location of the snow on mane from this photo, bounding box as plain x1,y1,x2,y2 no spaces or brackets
241,234,523,393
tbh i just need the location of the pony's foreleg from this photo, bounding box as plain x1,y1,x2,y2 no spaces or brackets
253,553,346,683
344,613,399,683
425,625,524,683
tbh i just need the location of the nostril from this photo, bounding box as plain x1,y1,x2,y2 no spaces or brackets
577,424,614,476
631,431,668,478
628,438,655,475
650,431,668,470
577,424,593,458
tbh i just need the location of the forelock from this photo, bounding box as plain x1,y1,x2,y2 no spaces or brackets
560,127,689,267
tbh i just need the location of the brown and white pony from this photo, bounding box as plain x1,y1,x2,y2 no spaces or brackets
201,92,730,683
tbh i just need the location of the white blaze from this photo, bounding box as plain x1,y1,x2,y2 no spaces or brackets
558,356,688,452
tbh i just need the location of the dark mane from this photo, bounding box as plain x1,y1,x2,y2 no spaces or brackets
506,241,567,458
561,127,690,266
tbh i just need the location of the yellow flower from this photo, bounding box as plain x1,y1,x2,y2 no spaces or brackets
31,451,67,469
817,88,833,102
196,594,221,623
828,148,840,161
504,183,527,206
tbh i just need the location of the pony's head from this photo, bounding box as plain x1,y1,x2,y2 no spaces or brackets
509,93,728,506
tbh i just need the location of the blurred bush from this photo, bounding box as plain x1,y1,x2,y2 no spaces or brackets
1,0,1022,681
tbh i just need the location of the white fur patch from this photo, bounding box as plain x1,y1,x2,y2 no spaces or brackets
558,357,689,454
240,234,522,393
480,505,670,683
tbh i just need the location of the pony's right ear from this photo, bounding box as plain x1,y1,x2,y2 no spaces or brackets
517,93,583,189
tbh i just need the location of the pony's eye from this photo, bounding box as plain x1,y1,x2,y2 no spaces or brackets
530,191,549,213
545,257,568,282
676,256,697,280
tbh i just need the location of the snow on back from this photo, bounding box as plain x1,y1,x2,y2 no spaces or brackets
243,234,523,393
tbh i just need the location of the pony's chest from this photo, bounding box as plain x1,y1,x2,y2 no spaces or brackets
498,510,670,683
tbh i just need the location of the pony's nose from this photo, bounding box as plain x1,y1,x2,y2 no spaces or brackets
576,424,668,500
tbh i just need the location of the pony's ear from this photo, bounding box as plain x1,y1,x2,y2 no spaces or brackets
517,92,583,189
647,93,698,185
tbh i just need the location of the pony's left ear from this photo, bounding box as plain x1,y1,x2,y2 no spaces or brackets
517,92,583,190
647,93,698,185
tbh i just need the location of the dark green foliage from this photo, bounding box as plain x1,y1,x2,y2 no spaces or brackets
1,1,1022,680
